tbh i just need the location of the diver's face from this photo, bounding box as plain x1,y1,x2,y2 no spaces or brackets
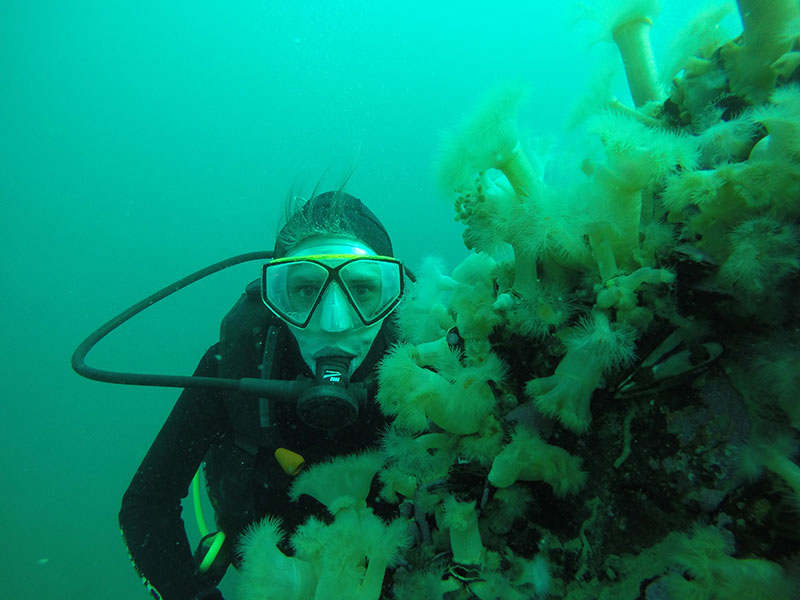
284,238,385,375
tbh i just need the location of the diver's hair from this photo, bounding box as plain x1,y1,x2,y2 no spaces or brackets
275,172,357,254
273,172,394,259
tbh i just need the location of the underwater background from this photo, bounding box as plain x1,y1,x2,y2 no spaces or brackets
0,1,774,598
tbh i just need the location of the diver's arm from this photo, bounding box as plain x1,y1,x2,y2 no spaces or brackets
119,346,230,600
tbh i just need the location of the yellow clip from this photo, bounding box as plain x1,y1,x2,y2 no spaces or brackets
274,447,305,476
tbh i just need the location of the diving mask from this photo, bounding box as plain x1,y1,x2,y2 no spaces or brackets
261,254,404,329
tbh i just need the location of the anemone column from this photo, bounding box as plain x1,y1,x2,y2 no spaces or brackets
612,15,664,108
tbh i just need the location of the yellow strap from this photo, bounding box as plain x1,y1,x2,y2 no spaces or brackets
268,253,395,264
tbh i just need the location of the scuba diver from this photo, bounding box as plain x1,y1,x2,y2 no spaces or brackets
116,191,405,600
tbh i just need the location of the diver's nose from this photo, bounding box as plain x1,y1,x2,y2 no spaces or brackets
317,283,355,332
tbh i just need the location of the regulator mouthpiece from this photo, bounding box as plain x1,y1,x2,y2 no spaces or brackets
296,356,359,429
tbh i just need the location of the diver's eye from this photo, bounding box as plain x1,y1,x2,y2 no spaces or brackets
292,285,318,298
351,283,377,297
287,282,323,311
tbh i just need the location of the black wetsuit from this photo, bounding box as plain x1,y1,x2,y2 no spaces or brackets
119,285,394,600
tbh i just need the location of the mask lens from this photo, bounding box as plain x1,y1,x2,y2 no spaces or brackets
340,259,402,323
264,261,329,326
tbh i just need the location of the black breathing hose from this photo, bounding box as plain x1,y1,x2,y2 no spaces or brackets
70,250,312,399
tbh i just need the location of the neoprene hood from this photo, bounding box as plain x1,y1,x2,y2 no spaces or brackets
273,191,394,258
